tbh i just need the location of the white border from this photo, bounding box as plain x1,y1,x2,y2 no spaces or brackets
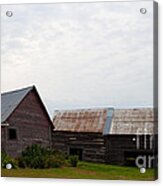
0,0,162,186
0,0,158,4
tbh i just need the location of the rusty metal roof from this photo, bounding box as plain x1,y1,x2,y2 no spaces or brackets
53,108,108,133
53,108,157,135
110,108,157,135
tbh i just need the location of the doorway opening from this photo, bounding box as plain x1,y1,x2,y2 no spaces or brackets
69,148,83,160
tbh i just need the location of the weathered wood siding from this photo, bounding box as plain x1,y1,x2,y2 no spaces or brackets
1,127,7,152
105,135,157,166
4,89,52,157
52,131,106,163
52,132,157,166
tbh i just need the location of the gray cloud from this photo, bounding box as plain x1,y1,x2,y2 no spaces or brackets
1,1,154,117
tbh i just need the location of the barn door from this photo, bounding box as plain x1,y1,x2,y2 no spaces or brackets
69,147,83,160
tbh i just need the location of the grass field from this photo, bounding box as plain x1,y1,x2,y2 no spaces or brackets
1,161,156,181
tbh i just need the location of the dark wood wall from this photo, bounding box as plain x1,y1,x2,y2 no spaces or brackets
3,89,52,157
104,135,137,165
52,131,106,163
105,135,157,166
52,132,157,166
1,127,7,153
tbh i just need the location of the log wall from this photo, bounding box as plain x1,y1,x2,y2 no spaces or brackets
52,131,106,163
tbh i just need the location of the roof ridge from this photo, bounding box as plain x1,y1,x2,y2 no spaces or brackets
54,107,110,113
1,85,34,96
114,107,154,110
54,107,110,112
53,107,153,113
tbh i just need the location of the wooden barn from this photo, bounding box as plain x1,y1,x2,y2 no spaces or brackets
1,85,158,167
1,86,53,157
52,108,157,167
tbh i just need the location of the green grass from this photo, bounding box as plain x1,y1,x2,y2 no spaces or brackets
1,161,156,180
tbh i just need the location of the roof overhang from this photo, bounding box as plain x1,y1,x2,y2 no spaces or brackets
1,123,10,127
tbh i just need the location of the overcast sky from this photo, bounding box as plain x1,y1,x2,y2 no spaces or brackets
1,1,154,117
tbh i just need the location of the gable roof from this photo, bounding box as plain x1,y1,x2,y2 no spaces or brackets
53,108,157,135
1,86,33,123
1,86,53,126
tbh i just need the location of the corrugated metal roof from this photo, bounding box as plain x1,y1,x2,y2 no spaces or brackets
103,108,114,135
109,108,157,135
53,108,157,135
53,108,108,133
1,86,33,123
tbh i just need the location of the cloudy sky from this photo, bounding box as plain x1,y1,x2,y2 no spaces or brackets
1,1,154,117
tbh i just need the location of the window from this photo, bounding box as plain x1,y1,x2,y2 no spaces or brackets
8,128,17,140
